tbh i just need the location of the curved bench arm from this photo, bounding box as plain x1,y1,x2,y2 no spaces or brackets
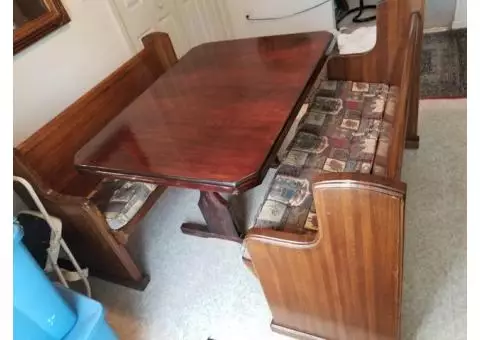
245,172,406,339
328,0,423,87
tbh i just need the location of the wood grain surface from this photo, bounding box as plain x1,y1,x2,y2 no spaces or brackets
14,33,177,289
75,32,334,193
246,174,406,339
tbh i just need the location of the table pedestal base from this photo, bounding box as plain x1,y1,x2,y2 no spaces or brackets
180,191,244,243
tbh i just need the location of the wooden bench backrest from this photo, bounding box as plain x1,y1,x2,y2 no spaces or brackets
328,0,424,85
386,12,421,180
377,0,423,85
14,33,178,197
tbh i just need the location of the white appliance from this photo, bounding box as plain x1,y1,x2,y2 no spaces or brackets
226,0,337,39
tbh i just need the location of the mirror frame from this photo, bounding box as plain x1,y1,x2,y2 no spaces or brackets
14,0,70,55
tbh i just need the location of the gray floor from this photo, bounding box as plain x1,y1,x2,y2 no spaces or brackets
89,99,467,340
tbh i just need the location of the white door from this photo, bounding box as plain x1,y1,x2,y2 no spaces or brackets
109,0,233,57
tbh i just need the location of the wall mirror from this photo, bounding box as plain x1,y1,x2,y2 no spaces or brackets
13,0,70,54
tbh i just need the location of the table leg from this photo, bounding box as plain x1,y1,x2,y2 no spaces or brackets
180,191,244,243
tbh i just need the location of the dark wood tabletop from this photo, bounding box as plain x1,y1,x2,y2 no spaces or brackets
75,31,333,194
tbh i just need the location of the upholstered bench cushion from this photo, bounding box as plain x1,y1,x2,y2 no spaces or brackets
92,179,157,230
243,80,398,259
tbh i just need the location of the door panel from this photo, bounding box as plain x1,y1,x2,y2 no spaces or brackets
112,0,158,51
155,14,188,56
194,0,233,41
110,0,233,57
178,0,209,47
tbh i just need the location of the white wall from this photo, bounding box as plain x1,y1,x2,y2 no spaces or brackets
13,0,132,146
424,0,457,28
225,0,336,39
348,0,459,29
453,0,467,28
13,0,133,214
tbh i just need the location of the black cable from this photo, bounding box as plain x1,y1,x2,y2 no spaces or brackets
246,0,332,21
336,0,376,25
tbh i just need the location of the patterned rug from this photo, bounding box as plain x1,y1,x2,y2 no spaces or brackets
421,28,467,98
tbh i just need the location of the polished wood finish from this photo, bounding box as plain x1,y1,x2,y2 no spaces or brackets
327,0,424,149
386,14,420,180
406,0,425,149
14,33,177,289
17,33,177,197
14,151,145,286
246,174,406,340
245,1,422,338
327,0,414,84
180,191,244,242
75,32,334,194
14,0,70,54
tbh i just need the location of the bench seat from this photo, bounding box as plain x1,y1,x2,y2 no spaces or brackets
88,178,164,245
243,1,423,337
13,32,178,290
91,179,158,230
243,80,398,259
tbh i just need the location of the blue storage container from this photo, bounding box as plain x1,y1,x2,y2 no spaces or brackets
56,284,118,340
13,221,77,339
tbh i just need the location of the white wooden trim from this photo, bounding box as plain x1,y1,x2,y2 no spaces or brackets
423,26,450,34
452,20,467,29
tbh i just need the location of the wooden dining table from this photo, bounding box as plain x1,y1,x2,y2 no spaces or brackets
74,31,334,243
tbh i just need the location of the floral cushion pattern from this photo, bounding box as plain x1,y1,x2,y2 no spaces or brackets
250,80,398,236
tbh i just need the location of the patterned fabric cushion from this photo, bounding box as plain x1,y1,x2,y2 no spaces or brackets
243,80,398,259
92,179,157,230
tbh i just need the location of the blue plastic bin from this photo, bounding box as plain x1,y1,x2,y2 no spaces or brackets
56,284,118,340
13,221,77,339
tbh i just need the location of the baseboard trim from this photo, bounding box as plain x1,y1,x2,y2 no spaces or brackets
423,26,450,34
452,20,467,29
271,321,327,340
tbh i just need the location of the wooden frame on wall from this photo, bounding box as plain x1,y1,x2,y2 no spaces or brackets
13,0,70,55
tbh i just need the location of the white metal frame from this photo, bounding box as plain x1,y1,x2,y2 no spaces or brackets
13,176,92,298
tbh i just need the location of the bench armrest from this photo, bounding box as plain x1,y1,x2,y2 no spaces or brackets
245,172,406,338
327,0,422,87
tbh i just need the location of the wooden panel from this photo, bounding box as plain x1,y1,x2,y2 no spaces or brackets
243,1,423,335
406,0,425,149
74,32,333,193
327,0,423,85
246,174,406,340
13,151,144,284
15,32,178,197
386,13,420,180
14,0,70,54
328,1,421,180
13,32,178,290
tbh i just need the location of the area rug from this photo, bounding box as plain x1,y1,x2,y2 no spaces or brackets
337,27,467,99
420,28,467,99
